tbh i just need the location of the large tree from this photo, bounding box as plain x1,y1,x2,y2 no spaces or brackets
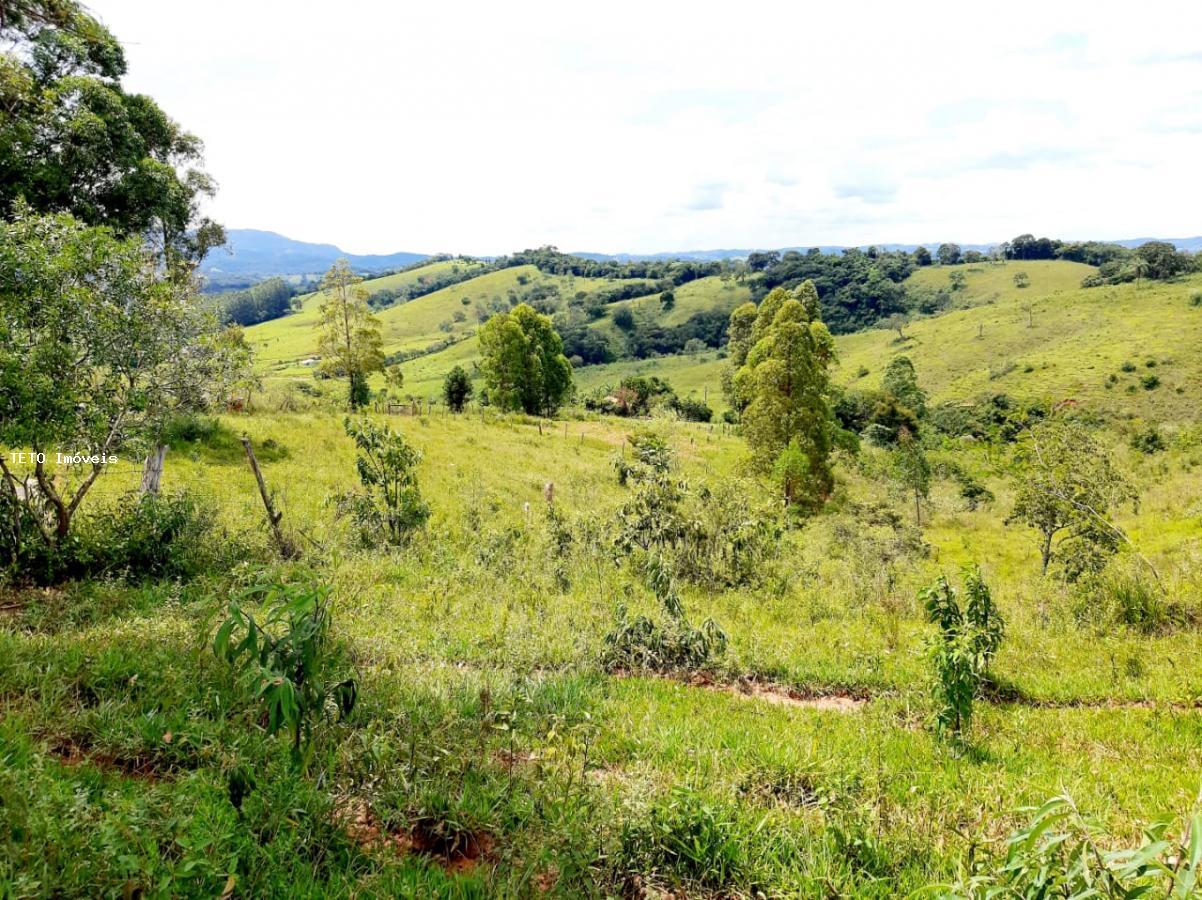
478,303,573,416
0,1,223,269
729,281,837,505
316,259,384,409
0,211,243,547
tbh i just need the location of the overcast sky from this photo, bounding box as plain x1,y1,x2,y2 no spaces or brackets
96,1,1202,255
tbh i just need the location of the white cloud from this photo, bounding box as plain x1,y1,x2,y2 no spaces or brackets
94,0,1202,253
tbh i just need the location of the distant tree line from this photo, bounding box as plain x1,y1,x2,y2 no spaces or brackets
215,278,297,326
496,246,723,285
750,247,915,334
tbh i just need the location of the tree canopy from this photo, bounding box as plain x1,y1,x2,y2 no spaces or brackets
0,0,223,269
478,303,573,416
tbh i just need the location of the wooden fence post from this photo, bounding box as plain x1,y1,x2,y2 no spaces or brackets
241,436,296,558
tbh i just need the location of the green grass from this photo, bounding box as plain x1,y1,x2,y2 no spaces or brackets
6,264,1202,895
905,258,1095,308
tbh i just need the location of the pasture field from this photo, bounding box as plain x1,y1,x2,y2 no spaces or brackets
2,397,1201,896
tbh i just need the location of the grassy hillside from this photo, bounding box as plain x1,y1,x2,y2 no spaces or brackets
247,259,478,368
5,404,1201,894
248,263,613,376
905,258,1095,308
839,270,1202,422
565,264,1202,424
588,276,751,353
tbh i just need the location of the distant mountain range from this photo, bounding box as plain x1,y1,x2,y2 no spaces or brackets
202,229,1202,282
200,229,429,279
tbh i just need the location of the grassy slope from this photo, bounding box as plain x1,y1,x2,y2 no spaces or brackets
249,264,612,379
248,259,477,368
838,268,1202,422
905,258,1095,307
565,262,1202,424
4,407,1201,894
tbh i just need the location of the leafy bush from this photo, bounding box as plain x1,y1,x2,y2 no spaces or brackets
1131,426,1166,454
1141,373,1161,390
84,491,217,580
920,565,1004,741
331,418,430,546
2,489,219,585
213,571,357,767
945,796,1202,898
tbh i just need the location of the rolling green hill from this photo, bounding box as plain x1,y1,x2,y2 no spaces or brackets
253,256,1202,426
904,258,1095,308
564,262,1202,423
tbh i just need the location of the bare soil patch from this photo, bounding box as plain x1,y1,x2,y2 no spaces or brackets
341,799,497,874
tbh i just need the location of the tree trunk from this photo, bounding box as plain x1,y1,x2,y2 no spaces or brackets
140,445,168,496
1040,533,1052,576
914,489,922,527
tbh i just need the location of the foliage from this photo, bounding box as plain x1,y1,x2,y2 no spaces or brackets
1007,421,1135,579
213,572,357,766
1130,426,1165,454
920,565,1004,740
441,365,473,412
215,277,296,327
0,1,223,269
729,281,837,506
944,795,1202,899
0,210,247,548
752,246,915,334
618,786,746,889
331,418,429,546
892,428,931,525
315,260,384,409
478,303,573,416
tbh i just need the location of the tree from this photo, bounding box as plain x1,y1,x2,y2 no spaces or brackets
659,289,676,312
1007,421,1135,579
882,355,927,418
478,303,573,416
913,246,932,266
886,312,909,341
1013,271,1030,289
893,427,931,525
730,281,837,506
0,211,242,548
937,243,962,266
0,2,223,270
334,418,429,545
442,365,473,412
316,260,384,409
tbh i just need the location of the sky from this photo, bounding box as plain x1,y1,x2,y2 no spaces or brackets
96,0,1202,256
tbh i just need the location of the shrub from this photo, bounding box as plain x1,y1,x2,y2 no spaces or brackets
1191,290,1202,307
946,795,1202,897
331,418,430,546
1120,360,1137,373
1130,426,1166,454
2,489,218,585
1141,373,1161,390
213,571,356,768
920,565,1004,741
85,491,217,580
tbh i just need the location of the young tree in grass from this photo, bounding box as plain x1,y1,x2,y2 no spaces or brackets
316,259,384,409
0,211,244,548
892,426,931,525
730,281,837,506
478,303,573,416
1007,421,1135,579
442,365,473,412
